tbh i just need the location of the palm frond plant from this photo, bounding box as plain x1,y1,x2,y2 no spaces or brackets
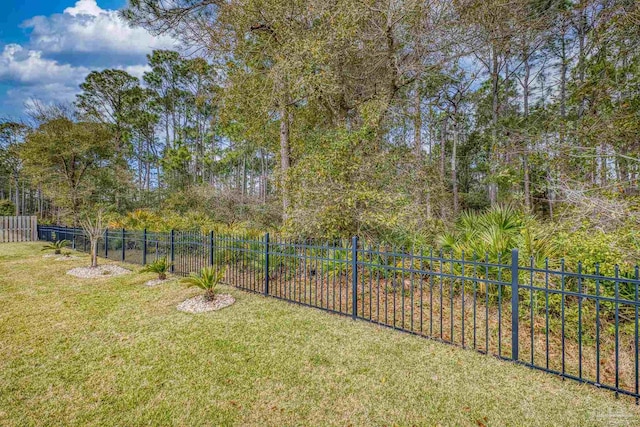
437,204,526,261
436,232,459,254
42,240,70,255
181,267,225,301
518,219,556,268
140,257,171,280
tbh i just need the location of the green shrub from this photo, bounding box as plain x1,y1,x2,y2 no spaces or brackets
0,199,16,216
553,228,627,274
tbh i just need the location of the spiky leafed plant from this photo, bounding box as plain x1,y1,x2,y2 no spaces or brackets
42,240,70,255
181,267,225,301
140,257,171,280
437,204,524,261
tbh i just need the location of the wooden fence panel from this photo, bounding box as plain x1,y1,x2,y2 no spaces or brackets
0,216,38,243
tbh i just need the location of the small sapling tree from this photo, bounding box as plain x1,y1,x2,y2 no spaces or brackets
80,210,106,268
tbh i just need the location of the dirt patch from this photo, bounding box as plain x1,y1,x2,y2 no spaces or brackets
177,294,235,313
66,265,131,279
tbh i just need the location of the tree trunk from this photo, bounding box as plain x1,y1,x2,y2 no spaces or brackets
451,118,459,216
280,103,291,221
546,168,554,220
13,174,19,216
600,142,608,186
440,118,448,220
414,89,428,217
559,15,568,148
91,240,98,268
489,46,500,206
523,50,531,212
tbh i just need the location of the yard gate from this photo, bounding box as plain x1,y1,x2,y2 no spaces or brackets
0,216,38,243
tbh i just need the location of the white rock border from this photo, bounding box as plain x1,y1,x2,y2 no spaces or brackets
144,278,173,287
55,255,83,261
177,294,235,313
66,265,132,279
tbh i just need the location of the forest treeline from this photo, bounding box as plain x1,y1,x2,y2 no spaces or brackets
0,0,639,269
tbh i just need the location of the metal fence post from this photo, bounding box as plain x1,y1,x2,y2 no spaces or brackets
511,248,520,361
209,230,214,267
142,229,147,265
121,228,126,262
105,229,109,258
264,233,270,296
170,229,175,273
352,236,358,320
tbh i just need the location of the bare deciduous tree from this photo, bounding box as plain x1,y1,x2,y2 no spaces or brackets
80,210,106,268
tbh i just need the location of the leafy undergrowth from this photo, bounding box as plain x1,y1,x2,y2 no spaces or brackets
1,243,639,426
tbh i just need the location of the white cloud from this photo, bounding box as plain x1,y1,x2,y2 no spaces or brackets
23,0,177,56
0,44,89,85
0,1,179,116
0,44,89,113
0,45,154,111
7,83,79,107
64,0,103,17
122,64,151,80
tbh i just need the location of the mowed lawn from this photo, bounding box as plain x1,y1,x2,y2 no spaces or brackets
1,243,639,426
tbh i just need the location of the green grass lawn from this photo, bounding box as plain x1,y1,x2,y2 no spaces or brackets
1,242,639,426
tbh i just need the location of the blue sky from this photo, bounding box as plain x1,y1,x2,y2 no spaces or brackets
0,0,177,118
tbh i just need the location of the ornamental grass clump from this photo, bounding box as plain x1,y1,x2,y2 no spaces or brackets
181,267,225,301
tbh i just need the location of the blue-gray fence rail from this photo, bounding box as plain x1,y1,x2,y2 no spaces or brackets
39,225,640,402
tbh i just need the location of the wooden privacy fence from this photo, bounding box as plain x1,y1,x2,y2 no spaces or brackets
0,216,38,243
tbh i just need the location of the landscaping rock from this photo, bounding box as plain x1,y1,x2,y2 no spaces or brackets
177,294,235,313
55,255,82,261
66,265,131,279
144,278,171,287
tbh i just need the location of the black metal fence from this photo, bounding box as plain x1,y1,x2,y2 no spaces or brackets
39,225,640,402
